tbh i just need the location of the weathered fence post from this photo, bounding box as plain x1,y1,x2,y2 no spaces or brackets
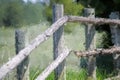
15,30,29,80
109,12,120,74
84,8,96,79
53,4,65,80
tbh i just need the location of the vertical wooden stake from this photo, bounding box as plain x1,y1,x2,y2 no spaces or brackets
15,29,29,80
109,12,120,74
84,8,96,79
53,4,65,80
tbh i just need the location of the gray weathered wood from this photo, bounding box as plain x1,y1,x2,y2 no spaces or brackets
109,12,120,74
68,16,120,25
72,46,120,57
0,16,68,80
15,30,29,80
36,48,69,80
84,8,96,79
53,4,66,80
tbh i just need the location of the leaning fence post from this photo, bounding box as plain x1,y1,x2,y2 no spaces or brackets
109,12,120,74
53,4,65,80
83,8,96,79
15,29,29,80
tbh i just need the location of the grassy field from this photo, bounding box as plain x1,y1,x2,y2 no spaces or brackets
29,68,87,80
0,22,115,80
0,22,86,79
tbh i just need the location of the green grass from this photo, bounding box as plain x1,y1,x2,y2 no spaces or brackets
96,69,107,80
29,67,87,80
29,67,111,80
66,69,87,80
29,66,54,80
0,27,15,66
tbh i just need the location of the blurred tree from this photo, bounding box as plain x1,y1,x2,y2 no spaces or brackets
23,2,45,25
0,0,45,27
76,0,120,17
3,0,24,27
45,0,84,22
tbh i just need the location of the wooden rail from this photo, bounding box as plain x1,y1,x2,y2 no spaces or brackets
72,46,120,57
36,47,69,80
0,15,120,79
68,16,120,25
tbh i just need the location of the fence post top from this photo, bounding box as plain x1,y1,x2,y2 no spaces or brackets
84,8,95,11
15,29,26,36
53,4,63,7
109,12,119,19
83,8,95,17
15,29,25,32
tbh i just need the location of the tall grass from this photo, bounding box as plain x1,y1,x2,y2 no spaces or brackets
29,67,87,80
29,67,55,80
66,69,87,80
96,69,107,80
30,67,116,80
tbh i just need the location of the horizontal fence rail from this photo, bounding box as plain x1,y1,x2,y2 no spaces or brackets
68,16,120,25
0,15,120,79
72,46,120,57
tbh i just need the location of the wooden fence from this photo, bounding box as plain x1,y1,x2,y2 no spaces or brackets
0,4,120,80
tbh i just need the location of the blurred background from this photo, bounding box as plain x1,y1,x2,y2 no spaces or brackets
1,0,120,80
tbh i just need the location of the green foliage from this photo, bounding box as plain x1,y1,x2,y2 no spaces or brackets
77,0,106,15
66,69,87,80
96,31,113,48
113,0,120,4
0,0,45,27
64,23,77,34
96,69,107,80
29,67,113,80
46,72,54,80
29,67,41,80
77,0,120,16
53,0,83,15
45,0,83,22
45,0,84,34
29,67,54,80
45,6,52,21
0,0,25,27
23,2,45,25
29,67,87,80
3,1,24,27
